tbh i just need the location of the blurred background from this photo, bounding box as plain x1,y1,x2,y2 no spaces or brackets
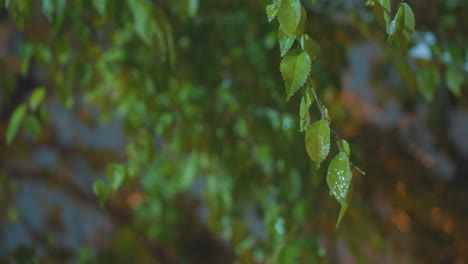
0,0,467,263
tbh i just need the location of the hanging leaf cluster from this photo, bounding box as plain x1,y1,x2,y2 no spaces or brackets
266,0,357,227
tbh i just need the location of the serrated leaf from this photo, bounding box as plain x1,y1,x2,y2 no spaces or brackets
280,49,311,100
93,180,110,207
266,0,280,22
278,0,301,36
6,104,27,145
327,152,352,227
29,87,46,111
389,3,415,51
278,27,295,57
92,0,107,15
340,139,350,156
303,34,319,60
446,64,463,97
305,119,330,167
107,163,125,191
372,0,391,33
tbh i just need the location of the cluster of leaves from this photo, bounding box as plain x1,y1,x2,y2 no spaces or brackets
266,0,370,226
5,87,46,145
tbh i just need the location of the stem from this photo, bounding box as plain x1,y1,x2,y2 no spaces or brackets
306,76,366,176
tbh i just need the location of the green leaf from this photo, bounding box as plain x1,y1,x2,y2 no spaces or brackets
299,88,314,120
6,104,27,145
29,87,46,111
371,0,391,33
294,5,307,36
19,43,33,75
42,0,54,21
300,111,311,132
280,49,311,100
24,115,41,141
340,139,350,156
446,64,463,97
278,27,295,57
107,163,126,191
389,3,415,51
93,180,110,207
128,1,151,44
299,88,313,132
278,0,301,36
92,0,107,15
327,152,352,227
266,0,280,22
187,0,199,17
303,34,319,61
417,66,440,102
305,119,330,167
5,0,12,8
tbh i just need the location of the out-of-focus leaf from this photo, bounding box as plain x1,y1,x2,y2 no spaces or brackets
42,0,54,21
327,152,352,227
187,0,199,17
389,3,415,51
280,49,311,100
305,119,330,167
278,0,301,36
24,115,41,141
92,0,107,15
29,87,46,111
6,104,27,145
446,64,464,97
93,180,110,207
417,66,440,102
19,43,33,75
107,163,126,191
303,34,319,61
371,0,391,33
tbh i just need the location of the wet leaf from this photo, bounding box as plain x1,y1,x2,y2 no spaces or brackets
305,119,330,167
327,152,352,227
